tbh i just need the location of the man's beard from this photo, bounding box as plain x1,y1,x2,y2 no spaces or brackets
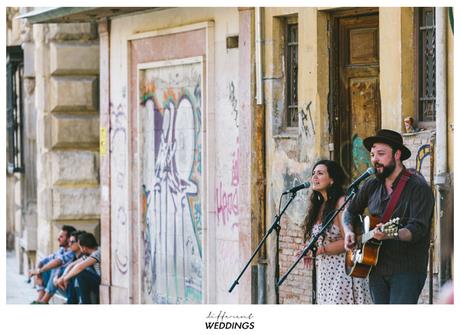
375,159,396,180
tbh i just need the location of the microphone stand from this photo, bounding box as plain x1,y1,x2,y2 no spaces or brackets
229,191,299,303
311,247,317,304
277,186,359,289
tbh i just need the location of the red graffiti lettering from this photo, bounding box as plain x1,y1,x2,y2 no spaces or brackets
216,181,238,225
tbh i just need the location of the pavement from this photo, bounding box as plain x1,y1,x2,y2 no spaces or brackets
3,249,444,305
6,250,38,304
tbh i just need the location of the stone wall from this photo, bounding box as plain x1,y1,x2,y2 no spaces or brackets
34,21,100,259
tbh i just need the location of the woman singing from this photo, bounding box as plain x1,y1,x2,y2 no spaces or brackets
301,160,371,304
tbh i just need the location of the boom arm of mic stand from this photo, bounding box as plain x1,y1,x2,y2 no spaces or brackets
277,187,358,287
229,192,298,293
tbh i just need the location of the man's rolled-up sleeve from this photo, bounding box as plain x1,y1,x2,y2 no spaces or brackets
404,184,434,242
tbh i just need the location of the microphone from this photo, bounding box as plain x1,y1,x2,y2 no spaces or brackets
282,181,311,195
347,167,375,191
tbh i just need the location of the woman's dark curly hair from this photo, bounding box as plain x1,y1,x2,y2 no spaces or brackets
303,160,346,242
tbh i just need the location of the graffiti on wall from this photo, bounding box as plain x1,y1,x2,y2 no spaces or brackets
140,59,203,303
215,137,239,228
281,168,309,223
403,132,434,185
110,102,129,277
299,101,315,138
214,81,240,229
228,81,239,128
351,134,372,179
415,144,430,173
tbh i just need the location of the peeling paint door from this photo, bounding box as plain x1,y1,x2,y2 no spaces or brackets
130,29,206,304
139,58,203,304
334,13,380,180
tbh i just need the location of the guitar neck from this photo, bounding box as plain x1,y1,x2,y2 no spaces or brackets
358,217,399,243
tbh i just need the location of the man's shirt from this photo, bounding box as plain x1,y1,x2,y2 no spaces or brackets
346,168,435,275
58,250,78,267
82,248,101,277
38,247,67,267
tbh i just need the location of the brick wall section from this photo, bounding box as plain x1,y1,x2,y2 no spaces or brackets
279,217,312,304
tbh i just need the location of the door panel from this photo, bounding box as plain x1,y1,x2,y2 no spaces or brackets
130,30,206,304
349,27,379,64
349,77,380,175
335,13,380,181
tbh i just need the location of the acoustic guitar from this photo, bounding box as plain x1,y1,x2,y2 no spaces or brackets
345,215,400,278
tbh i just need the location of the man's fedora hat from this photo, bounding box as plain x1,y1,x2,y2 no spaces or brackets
363,129,411,161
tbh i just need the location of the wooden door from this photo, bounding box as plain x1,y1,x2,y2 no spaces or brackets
334,13,380,181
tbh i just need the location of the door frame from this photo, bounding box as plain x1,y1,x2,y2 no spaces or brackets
329,7,380,180
127,21,215,304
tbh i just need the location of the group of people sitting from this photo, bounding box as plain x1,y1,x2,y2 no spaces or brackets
29,226,101,304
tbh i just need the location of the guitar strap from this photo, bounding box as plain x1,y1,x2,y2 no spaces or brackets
380,169,413,224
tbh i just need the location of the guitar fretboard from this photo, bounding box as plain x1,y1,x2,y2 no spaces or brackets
358,218,399,244
361,229,376,244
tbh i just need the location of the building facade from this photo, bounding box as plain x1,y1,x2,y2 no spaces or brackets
6,8,101,278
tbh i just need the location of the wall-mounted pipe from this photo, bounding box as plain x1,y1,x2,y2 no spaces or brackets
434,7,451,286
435,7,447,185
255,7,264,104
255,7,267,304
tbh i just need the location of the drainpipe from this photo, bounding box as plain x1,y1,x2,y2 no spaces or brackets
256,7,264,104
255,7,267,304
435,7,447,182
434,7,450,286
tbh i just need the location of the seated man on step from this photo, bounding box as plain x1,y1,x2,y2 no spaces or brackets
57,232,101,304
29,225,76,304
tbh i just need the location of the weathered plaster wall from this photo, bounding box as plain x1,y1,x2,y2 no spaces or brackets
401,8,416,125
447,19,454,173
263,7,331,304
380,8,403,131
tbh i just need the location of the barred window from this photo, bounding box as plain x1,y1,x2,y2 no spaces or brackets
6,46,24,174
418,7,436,122
286,22,298,127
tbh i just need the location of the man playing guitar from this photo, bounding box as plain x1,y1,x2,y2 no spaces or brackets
342,129,434,304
